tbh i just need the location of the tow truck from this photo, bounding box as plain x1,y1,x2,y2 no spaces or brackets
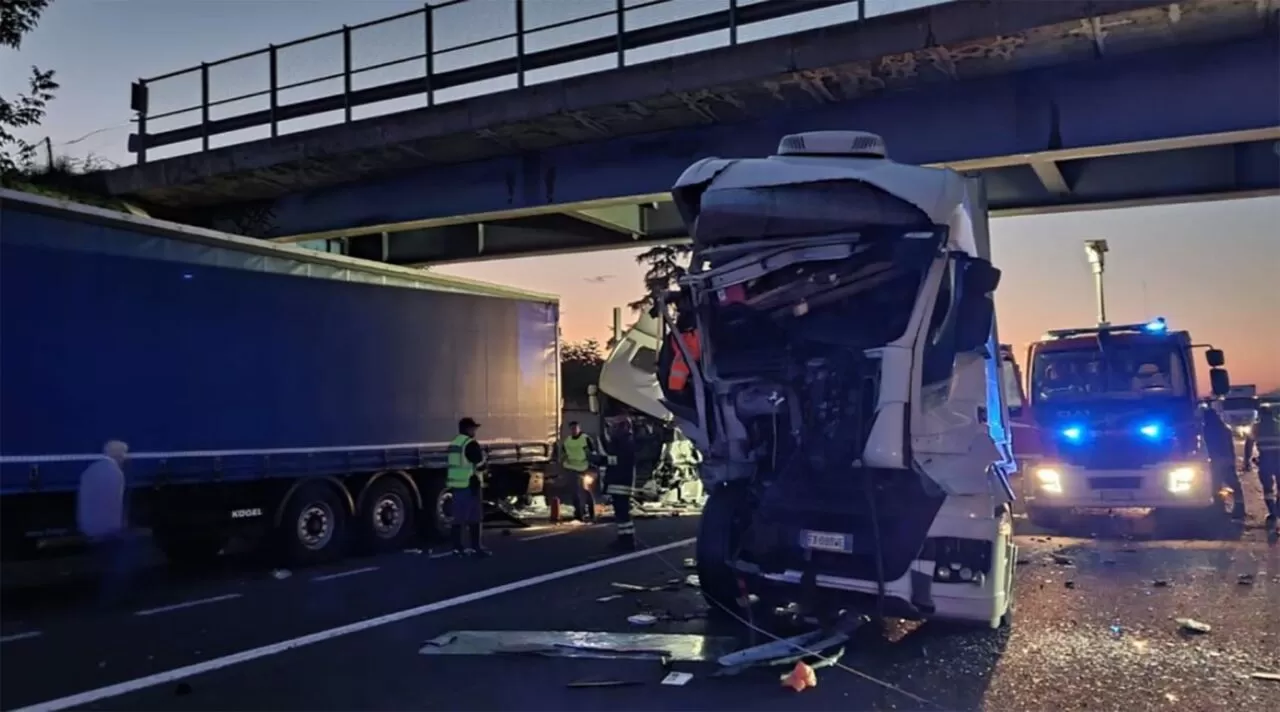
1020,317,1233,528
653,130,1018,633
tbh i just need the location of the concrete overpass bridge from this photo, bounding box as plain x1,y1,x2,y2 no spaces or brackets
101,0,1279,265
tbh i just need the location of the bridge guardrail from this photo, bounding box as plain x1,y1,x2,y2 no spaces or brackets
128,0,953,164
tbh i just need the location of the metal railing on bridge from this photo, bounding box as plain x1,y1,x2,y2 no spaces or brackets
127,0,951,164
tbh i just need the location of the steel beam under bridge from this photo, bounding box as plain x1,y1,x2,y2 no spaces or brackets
255,35,1278,251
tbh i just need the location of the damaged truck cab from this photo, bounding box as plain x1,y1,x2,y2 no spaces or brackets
658,131,1017,629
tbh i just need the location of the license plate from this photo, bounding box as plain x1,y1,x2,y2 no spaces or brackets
1100,491,1136,502
800,530,853,554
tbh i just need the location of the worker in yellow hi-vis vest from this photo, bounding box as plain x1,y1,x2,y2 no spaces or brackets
445,417,491,557
559,421,600,523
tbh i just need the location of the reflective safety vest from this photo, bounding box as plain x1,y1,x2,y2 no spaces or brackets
667,330,702,392
562,434,592,472
446,434,477,489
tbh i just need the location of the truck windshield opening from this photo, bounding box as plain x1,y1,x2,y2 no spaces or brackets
1031,345,1189,403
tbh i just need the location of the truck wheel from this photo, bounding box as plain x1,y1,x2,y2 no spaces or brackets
696,482,750,620
153,526,227,568
358,477,417,553
279,481,349,566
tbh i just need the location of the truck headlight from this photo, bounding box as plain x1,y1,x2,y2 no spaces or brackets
1035,467,1063,495
1166,466,1196,494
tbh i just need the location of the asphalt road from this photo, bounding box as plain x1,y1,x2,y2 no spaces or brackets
2,492,1278,712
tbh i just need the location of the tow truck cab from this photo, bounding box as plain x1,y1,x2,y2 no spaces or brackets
1020,318,1232,523
657,131,1017,629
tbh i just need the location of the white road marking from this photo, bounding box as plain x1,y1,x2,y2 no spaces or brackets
0,631,43,644
12,538,697,712
132,593,243,618
310,566,379,582
520,525,599,542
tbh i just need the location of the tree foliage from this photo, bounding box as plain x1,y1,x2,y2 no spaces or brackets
1,0,58,174
626,244,692,313
561,339,604,405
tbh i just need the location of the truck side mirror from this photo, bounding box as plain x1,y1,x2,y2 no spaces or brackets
953,259,1002,352
1209,368,1230,397
1205,348,1225,367
587,385,600,414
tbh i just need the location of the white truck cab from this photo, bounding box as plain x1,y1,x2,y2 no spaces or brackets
655,131,1017,628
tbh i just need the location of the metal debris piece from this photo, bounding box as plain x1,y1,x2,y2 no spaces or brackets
270,569,292,580
567,679,642,688
1237,573,1255,585
628,614,658,626
685,574,701,588
596,594,623,603
1249,671,1280,682
421,631,734,661
1176,618,1212,634
662,672,693,686
403,548,423,554
612,582,656,592
1051,554,1074,566
683,558,697,569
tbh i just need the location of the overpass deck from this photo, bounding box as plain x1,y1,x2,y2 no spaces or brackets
98,0,1278,264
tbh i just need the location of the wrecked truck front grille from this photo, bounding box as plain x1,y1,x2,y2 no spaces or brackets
742,471,946,584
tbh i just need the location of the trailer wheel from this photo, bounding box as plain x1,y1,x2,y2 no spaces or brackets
358,477,417,553
279,481,349,566
696,482,750,620
153,526,227,568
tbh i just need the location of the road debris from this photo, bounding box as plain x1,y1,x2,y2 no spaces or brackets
781,661,818,692
596,594,623,603
612,582,658,592
683,557,697,569
567,679,642,688
1236,573,1254,585
270,569,292,580
661,672,693,686
627,614,658,626
1176,618,1212,634
1051,553,1074,566
1250,672,1280,682
403,548,423,555
418,631,736,662
1153,579,1170,587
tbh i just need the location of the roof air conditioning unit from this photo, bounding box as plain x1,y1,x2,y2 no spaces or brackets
776,131,888,159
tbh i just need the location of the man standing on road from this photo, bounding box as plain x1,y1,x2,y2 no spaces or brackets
77,440,138,607
603,417,638,550
1203,406,1246,519
446,417,491,557
560,421,599,523
1244,405,1279,531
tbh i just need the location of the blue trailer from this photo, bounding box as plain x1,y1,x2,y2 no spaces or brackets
0,189,560,565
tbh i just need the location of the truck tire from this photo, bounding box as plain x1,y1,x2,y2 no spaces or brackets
358,477,417,553
153,526,227,568
279,481,350,566
418,475,452,541
696,482,750,620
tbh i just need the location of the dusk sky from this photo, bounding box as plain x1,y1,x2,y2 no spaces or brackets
4,0,1277,391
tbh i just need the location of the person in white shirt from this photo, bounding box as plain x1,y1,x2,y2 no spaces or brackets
77,440,136,606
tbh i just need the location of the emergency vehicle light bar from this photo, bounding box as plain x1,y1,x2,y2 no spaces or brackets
1044,318,1169,340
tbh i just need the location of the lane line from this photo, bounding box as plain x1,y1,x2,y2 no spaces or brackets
132,593,243,618
0,631,44,644
12,537,697,712
310,566,379,583
520,525,599,542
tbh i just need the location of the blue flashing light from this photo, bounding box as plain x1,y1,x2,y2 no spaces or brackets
1143,318,1168,333
1138,422,1162,439
1061,425,1085,442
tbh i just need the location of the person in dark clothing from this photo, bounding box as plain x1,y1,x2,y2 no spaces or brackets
1244,406,1279,529
603,417,639,550
1203,407,1245,519
445,417,491,557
